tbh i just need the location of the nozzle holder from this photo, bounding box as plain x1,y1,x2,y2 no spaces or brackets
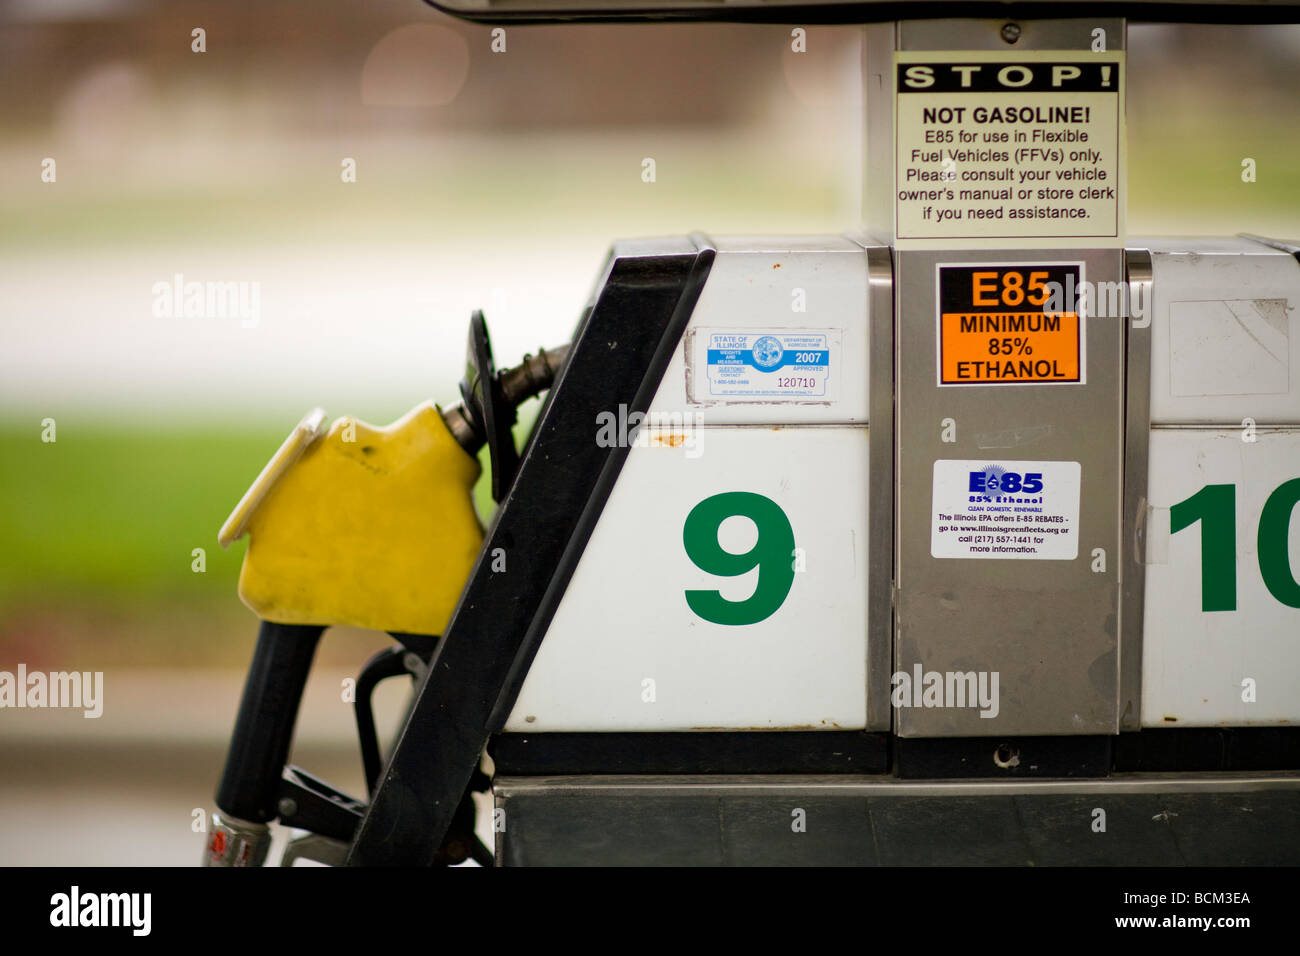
459,311,520,502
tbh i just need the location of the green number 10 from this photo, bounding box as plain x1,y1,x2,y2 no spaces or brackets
1171,478,1300,612
683,492,796,625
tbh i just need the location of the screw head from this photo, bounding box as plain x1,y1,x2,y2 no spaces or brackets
1001,22,1022,44
277,797,298,818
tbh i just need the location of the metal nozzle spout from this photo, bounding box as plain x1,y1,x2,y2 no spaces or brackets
500,344,569,406
442,344,569,454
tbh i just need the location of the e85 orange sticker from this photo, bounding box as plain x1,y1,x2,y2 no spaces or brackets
937,263,1084,386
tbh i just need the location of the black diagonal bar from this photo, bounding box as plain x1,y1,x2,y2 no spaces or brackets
347,236,715,865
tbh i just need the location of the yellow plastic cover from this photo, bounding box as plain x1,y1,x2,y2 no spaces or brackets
220,402,484,636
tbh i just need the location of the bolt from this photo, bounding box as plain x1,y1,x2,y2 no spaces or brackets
993,744,1021,769
1001,22,1022,44
277,797,297,818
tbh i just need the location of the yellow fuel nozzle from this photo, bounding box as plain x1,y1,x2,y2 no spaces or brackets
216,337,568,637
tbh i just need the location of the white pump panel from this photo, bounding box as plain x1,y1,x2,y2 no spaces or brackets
1140,238,1300,727
507,238,875,732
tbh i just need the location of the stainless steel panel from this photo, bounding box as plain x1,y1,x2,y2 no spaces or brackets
852,239,896,731
863,22,897,239
497,772,1300,797
495,773,1300,866
873,18,1129,736
1120,248,1153,731
894,247,1126,736
898,18,1126,52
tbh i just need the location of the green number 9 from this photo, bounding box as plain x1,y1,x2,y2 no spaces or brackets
683,492,796,625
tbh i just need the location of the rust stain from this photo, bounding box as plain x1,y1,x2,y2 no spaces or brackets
690,721,842,731
772,263,782,269
649,432,687,447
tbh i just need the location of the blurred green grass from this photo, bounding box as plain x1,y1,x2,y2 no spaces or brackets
0,409,522,667
0,423,276,667
0,410,529,601
0,424,276,605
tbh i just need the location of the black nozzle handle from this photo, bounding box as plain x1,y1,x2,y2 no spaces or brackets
215,620,324,823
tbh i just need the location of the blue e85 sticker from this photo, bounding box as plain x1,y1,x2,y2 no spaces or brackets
933,459,1081,560
968,467,1044,495
703,331,835,400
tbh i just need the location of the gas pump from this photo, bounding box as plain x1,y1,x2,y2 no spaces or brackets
206,1,1300,866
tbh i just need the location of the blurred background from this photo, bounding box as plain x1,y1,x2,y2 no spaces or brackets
0,0,1297,864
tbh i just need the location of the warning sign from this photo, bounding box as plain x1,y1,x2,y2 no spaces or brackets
895,50,1124,248
931,459,1081,560
937,263,1084,386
